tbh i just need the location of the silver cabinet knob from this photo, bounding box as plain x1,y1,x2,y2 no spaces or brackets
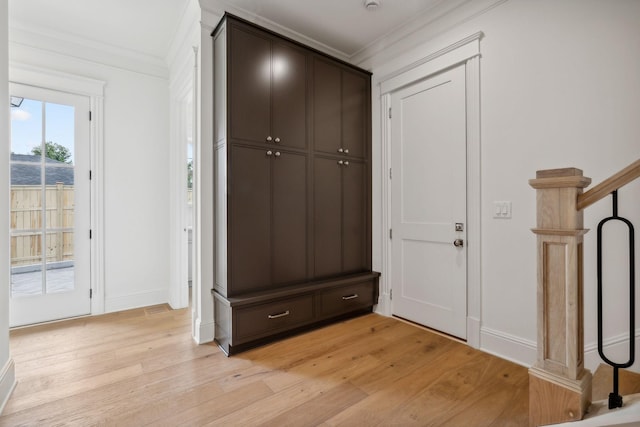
266,150,273,156
266,136,273,142
344,148,349,154
338,148,344,153
274,151,281,157
344,161,349,166
274,137,280,143
338,160,344,165
453,239,464,247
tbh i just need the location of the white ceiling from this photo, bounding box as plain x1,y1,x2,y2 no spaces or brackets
9,0,444,63
9,0,191,60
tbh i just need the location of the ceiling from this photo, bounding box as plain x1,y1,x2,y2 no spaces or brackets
9,0,444,63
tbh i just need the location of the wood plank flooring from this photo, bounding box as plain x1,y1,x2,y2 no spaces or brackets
0,305,529,426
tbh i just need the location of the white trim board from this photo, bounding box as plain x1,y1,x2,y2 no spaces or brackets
0,359,16,415
480,326,537,368
378,32,483,348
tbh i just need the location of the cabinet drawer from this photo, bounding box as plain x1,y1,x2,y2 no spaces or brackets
319,281,374,318
235,295,314,341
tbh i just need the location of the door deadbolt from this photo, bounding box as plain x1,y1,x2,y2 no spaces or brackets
455,223,464,232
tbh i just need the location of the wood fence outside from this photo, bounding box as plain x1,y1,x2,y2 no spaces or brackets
10,183,74,267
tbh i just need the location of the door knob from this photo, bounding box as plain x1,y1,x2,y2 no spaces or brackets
453,239,464,247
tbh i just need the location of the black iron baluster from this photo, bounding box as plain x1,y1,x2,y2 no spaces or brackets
597,190,636,410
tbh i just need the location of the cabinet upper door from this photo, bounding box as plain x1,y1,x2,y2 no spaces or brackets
229,145,272,295
229,24,307,149
313,58,341,155
313,57,369,158
272,41,307,149
271,151,308,285
341,70,368,159
229,25,271,144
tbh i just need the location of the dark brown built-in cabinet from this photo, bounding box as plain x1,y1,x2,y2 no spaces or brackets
212,14,379,355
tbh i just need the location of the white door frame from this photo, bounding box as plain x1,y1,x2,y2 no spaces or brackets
377,32,482,348
9,63,106,317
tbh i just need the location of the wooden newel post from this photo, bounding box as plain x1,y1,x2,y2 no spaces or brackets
528,168,593,427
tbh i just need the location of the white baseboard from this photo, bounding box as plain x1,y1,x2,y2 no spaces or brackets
104,288,168,313
0,358,16,416
584,329,640,374
467,316,481,349
373,292,391,317
193,316,214,344
480,326,536,368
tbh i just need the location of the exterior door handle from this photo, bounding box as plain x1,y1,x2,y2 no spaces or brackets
453,239,464,247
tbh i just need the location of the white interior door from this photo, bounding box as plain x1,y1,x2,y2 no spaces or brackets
9,83,91,326
390,64,467,339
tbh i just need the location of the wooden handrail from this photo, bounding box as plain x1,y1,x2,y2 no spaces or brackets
577,159,640,211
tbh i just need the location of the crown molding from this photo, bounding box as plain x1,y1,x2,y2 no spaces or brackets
352,0,508,68
9,24,169,79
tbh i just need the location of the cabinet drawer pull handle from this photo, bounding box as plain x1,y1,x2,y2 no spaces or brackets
338,160,344,165
338,148,344,153
266,136,273,142
342,294,359,300
268,310,290,319
274,137,280,143
344,148,349,154
274,151,281,157
344,161,349,166
266,150,273,156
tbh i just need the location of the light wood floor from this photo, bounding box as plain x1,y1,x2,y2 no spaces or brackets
0,305,529,426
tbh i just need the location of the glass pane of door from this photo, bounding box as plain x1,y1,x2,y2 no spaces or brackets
10,98,45,296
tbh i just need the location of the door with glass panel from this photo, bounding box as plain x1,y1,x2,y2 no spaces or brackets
9,83,91,326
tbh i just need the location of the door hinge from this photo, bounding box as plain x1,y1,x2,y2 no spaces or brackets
388,107,392,119
89,229,92,239
389,168,392,179
89,111,92,121
389,229,393,239
90,289,93,299
390,289,393,300
89,170,92,180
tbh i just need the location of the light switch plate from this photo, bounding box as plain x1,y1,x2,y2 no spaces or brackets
493,201,512,219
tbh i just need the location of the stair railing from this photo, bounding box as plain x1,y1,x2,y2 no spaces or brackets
528,159,640,427
596,189,635,409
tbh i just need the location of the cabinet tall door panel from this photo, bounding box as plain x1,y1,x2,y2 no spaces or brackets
272,152,308,285
313,58,341,154
314,157,342,277
342,71,367,159
230,146,271,295
342,161,367,273
229,26,271,143
272,42,307,149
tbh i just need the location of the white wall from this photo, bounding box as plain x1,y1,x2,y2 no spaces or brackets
9,35,171,313
0,0,16,414
367,0,640,370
